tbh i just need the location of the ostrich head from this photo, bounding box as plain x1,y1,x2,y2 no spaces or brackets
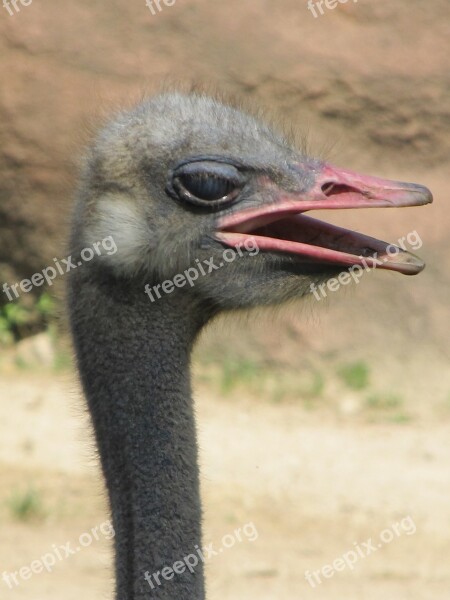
75,93,432,316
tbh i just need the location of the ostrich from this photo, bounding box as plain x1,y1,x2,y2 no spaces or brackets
67,93,432,600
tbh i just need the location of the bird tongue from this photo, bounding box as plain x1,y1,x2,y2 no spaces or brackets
217,163,432,275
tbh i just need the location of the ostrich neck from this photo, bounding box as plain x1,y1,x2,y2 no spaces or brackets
69,273,207,600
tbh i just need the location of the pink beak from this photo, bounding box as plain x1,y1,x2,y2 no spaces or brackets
216,163,433,275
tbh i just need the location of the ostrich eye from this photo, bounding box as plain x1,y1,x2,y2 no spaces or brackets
169,160,245,207
179,173,234,201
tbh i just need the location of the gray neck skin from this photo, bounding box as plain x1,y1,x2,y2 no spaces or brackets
68,268,209,599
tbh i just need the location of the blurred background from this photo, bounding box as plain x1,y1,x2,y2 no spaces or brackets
0,1,449,599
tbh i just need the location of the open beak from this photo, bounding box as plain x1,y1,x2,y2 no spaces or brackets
216,164,433,275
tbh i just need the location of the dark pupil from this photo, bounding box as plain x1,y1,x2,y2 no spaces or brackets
179,174,234,201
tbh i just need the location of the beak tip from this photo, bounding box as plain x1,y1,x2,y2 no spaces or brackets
410,183,433,205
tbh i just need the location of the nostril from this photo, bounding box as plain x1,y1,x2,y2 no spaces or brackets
321,182,363,197
321,182,335,195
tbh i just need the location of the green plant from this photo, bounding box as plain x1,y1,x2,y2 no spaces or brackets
0,303,30,345
389,413,412,424
220,356,262,394
366,392,403,410
7,486,44,521
36,292,55,318
0,291,56,346
338,361,370,390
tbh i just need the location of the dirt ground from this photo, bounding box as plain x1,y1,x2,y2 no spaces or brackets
1,341,450,600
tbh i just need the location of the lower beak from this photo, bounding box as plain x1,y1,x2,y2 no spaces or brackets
216,163,433,275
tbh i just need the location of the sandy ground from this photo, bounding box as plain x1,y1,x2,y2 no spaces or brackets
1,367,450,600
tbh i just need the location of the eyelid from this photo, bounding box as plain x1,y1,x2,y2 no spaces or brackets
173,161,245,185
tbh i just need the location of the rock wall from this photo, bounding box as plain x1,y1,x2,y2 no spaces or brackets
0,0,448,294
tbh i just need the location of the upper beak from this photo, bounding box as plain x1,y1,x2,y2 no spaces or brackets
216,163,433,275
300,164,433,210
